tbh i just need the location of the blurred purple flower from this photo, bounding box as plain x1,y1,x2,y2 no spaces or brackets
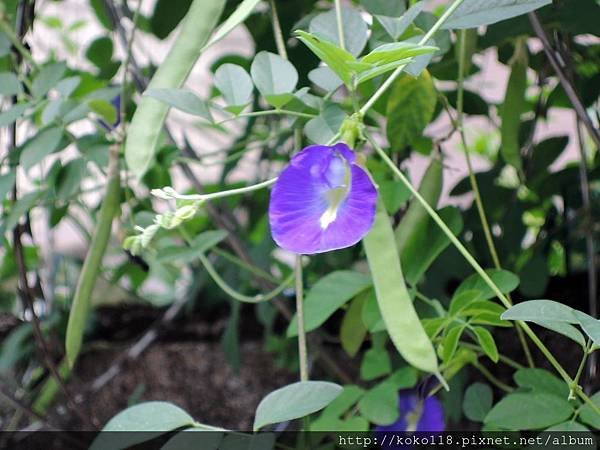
268,143,377,254
376,391,445,433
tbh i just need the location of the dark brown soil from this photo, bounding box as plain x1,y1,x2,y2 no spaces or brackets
64,340,296,430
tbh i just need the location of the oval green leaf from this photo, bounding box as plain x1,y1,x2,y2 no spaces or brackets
253,381,343,431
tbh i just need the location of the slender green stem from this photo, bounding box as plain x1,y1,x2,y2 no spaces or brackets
0,17,39,69
456,29,535,368
199,253,294,303
570,341,592,400
269,0,288,60
295,254,309,382
366,131,600,414
334,0,346,51
152,177,277,202
179,228,293,303
472,361,514,393
217,109,315,125
359,0,465,116
456,30,501,270
461,342,524,371
211,247,280,284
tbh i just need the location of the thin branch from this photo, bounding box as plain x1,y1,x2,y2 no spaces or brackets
528,12,600,149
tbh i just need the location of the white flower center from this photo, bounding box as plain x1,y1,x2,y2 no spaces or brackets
319,154,352,230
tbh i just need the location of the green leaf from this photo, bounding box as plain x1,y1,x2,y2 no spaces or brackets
308,67,343,92
19,127,64,170
55,76,81,97
358,379,399,425
361,289,386,332
500,44,527,171
484,393,573,430
161,429,222,450
56,159,86,200
145,88,212,121
578,391,600,430
91,0,114,30
31,62,67,98
90,401,195,450
304,103,347,144
87,99,117,124
358,368,417,425
361,42,437,66
360,0,405,17
4,191,44,232
514,368,569,398
295,30,356,88
0,31,11,57
309,6,368,57
376,2,424,39
253,381,342,430
0,72,22,96
85,36,114,68
214,63,253,112
287,270,371,337
442,325,465,363
0,103,30,127
473,326,498,362
386,71,436,153
313,385,365,424
203,0,262,50
0,171,16,201
250,51,298,108
340,293,368,357
532,320,586,347
395,159,443,251
501,300,578,323
157,230,228,264
455,269,519,301
360,347,392,381
463,382,493,422
125,0,226,178
219,433,276,450
449,290,483,316
443,0,552,29
150,0,192,39
363,202,438,373
355,58,413,85
402,206,463,285
545,421,590,432
574,311,600,346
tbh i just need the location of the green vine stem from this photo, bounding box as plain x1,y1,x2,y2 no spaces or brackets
177,228,293,303
472,361,515,393
295,254,309,382
365,131,600,417
334,0,346,51
269,0,288,60
456,29,535,368
0,15,39,70
569,341,592,400
199,252,294,303
151,178,277,202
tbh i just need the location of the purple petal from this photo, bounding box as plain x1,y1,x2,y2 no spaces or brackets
269,143,377,254
374,391,445,433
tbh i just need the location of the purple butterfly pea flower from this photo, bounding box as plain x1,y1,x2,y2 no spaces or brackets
376,390,445,434
268,143,377,254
